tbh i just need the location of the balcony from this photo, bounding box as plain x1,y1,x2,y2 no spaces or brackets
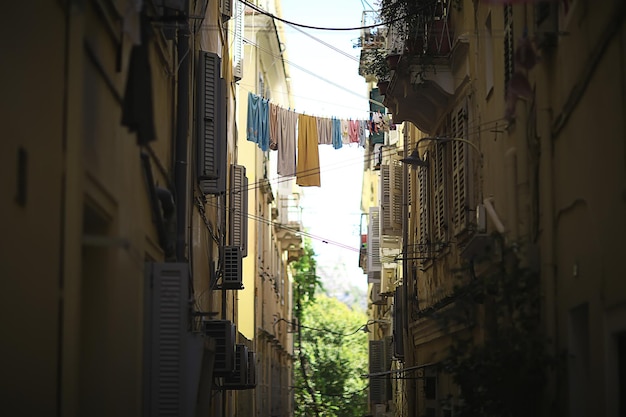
274,195,304,262
380,0,469,133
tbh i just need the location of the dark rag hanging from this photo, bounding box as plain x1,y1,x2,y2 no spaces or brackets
122,12,156,145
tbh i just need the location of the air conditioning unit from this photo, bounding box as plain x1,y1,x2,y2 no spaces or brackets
223,344,248,388
220,0,233,21
222,346,257,390
380,266,396,296
203,320,236,376
222,246,243,289
246,351,257,388
368,270,381,284
371,282,386,305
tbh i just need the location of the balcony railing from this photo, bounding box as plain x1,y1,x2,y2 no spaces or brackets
381,0,468,134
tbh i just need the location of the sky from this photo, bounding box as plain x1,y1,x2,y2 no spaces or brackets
277,0,376,296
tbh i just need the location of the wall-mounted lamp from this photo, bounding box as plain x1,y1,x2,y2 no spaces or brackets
400,136,483,168
362,319,392,333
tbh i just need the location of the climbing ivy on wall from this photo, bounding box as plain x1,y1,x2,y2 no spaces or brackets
436,240,558,417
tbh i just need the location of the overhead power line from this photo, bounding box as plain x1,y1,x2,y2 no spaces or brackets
239,0,409,31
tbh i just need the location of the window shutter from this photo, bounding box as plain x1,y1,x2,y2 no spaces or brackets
148,262,203,417
369,340,387,404
390,158,403,232
433,144,448,247
229,165,248,257
233,0,245,81
393,285,405,360
379,164,393,236
451,105,469,236
380,159,402,237
198,69,227,195
367,207,381,272
418,153,430,252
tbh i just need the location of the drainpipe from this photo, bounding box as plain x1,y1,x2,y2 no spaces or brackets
175,1,190,262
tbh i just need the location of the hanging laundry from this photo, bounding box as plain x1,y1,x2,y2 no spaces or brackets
296,114,321,187
340,119,350,144
331,117,342,150
358,119,367,147
269,102,279,150
317,117,333,145
277,107,298,177
247,92,270,151
247,92,261,145
349,119,360,143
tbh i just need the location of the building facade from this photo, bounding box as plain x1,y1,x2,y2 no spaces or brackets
1,1,300,416
360,0,626,416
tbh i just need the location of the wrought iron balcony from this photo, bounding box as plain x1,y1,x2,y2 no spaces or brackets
380,0,469,134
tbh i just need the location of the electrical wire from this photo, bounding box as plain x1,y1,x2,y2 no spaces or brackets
239,0,411,31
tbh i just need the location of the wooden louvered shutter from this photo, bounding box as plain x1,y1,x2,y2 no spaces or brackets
433,143,448,247
418,154,430,259
393,285,404,359
380,164,393,235
390,158,403,233
451,104,469,236
148,262,205,417
367,207,381,272
369,340,386,404
229,165,248,257
198,54,226,195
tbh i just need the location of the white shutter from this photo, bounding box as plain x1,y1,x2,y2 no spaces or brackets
381,160,402,236
233,0,244,81
390,158,403,232
229,165,248,257
379,164,393,235
367,207,381,272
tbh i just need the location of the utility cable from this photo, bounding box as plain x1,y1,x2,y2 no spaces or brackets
239,0,411,31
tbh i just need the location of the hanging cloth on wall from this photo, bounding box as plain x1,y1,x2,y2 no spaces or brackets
296,114,321,187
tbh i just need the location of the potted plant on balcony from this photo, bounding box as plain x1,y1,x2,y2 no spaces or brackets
361,47,391,93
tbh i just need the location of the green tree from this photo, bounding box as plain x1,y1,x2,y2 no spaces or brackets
291,240,368,417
